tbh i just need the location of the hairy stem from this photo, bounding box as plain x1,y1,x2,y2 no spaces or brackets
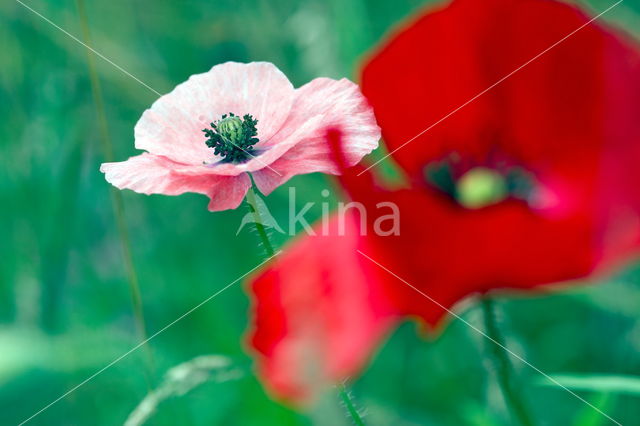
76,0,156,384
481,297,534,426
245,177,276,258
338,383,366,426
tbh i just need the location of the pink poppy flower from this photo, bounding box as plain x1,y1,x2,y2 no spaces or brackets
100,62,380,211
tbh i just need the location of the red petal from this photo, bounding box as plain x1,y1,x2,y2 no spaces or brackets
330,159,594,327
246,213,398,402
360,0,640,288
361,0,640,180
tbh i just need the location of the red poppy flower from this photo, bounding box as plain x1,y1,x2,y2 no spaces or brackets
247,0,640,401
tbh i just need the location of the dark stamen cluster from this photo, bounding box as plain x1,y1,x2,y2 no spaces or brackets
203,112,259,163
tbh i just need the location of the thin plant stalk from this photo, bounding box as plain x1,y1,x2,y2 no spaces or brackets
481,297,535,426
76,0,156,384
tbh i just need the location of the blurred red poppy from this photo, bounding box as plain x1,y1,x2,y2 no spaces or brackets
247,0,640,401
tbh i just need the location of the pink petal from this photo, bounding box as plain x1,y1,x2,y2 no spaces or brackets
134,62,295,165
251,78,380,195
100,153,251,211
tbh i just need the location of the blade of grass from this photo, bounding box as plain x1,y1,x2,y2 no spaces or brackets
538,374,640,395
75,0,155,385
481,298,535,426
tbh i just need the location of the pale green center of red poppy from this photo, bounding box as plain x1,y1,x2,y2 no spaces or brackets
425,161,534,209
457,168,507,208
203,113,259,163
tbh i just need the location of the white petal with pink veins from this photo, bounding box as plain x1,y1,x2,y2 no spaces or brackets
100,153,251,211
134,62,295,165
252,78,381,194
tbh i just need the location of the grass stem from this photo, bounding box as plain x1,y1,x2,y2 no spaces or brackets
76,0,156,385
481,297,534,426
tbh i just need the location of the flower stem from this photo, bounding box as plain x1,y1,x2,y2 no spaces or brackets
76,0,156,385
245,177,276,257
338,383,366,426
480,297,535,426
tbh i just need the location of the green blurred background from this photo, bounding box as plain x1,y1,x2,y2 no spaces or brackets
2,0,640,424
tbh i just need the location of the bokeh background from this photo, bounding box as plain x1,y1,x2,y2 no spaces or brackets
2,0,640,424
